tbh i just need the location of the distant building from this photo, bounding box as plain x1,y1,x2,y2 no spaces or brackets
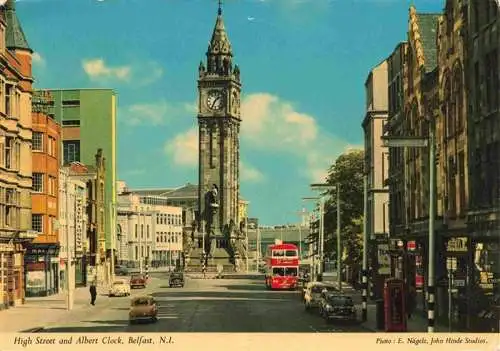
117,182,183,268
47,89,117,262
362,59,390,298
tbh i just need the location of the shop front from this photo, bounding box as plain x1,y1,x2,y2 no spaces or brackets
24,244,60,297
0,242,25,309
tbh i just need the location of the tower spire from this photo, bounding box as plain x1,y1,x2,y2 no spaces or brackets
205,0,233,75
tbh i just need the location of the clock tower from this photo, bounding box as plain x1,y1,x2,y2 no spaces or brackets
196,2,243,267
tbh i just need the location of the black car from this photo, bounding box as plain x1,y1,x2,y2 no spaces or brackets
169,272,185,288
318,293,356,322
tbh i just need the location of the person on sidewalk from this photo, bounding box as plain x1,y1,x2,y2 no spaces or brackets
89,281,97,306
406,285,416,319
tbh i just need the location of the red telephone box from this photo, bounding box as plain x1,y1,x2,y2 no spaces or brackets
384,278,407,332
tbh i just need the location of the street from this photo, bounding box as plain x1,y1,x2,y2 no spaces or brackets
37,274,370,333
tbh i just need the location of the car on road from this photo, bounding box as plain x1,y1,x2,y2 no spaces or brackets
115,265,129,276
303,282,338,310
318,293,356,322
129,295,158,324
109,279,131,297
169,272,185,288
130,274,147,289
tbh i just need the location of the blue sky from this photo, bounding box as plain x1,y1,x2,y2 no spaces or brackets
19,0,444,226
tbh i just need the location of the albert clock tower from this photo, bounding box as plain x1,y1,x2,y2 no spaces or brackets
197,3,242,261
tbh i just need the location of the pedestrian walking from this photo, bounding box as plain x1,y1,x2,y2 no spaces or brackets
407,285,416,319
89,280,97,306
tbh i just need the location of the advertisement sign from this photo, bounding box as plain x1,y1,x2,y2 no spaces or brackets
74,196,84,257
377,244,391,274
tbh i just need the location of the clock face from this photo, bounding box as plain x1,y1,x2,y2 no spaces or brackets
206,90,223,111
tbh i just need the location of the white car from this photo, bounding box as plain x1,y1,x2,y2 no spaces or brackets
109,279,131,297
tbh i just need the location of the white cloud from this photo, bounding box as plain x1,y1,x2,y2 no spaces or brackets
241,162,265,183
82,58,163,86
241,93,349,182
32,52,45,67
82,58,131,81
163,92,352,183
164,127,198,167
120,99,195,126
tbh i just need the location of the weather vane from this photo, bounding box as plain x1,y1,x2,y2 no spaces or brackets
218,0,223,14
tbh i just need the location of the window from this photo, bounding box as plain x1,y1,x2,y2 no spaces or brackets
62,120,80,126
135,223,138,238
32,214,43,233
458,152,466,214
4,136,12,169
62,100,80,106
272,250,284,257
32,132,43,151
147,225,150,238
32,173,44,192
285,250,297,257
63,140,80,164
5,84,11,116
141,224,144,239
135,246,138,260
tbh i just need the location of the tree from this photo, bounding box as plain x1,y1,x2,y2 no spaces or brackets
322,149,364,270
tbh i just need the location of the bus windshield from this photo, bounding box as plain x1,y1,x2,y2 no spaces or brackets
272,267,298,276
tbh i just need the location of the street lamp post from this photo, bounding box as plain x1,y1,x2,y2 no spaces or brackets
382,127,436,333
65,177,74,310
310,183,339,289
362,174,369,322
302,197,322,280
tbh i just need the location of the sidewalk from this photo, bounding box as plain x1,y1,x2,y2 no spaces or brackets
0,285,108,332
360,304,457,332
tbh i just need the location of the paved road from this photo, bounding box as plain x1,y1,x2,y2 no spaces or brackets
39,276,371,333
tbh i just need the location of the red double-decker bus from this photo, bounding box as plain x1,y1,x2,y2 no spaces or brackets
264,242,299,290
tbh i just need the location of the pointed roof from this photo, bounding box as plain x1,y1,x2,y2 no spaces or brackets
207,2,232,57
409,6,439,73
4,0,31,52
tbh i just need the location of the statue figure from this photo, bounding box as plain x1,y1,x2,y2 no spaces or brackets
234,64,240,80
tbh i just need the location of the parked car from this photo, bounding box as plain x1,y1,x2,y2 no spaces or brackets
130,274,147,289
318,293,356,322
303,282,338,310
129,295,158,324
115,265,129,276
109,279,131,297
169,272,185,288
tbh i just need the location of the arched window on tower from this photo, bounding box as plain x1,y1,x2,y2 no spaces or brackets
444,78,452,137
453,65,463,132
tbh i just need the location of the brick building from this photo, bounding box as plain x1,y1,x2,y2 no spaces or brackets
24,91,60,297
0,0,34,308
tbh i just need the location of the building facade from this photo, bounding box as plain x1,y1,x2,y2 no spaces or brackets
362,59,390,299
25,91,60,297
383,2,499,331
118,183,184,268
0,0,34,308
464,0,499,331
65,151,106,284
116,191,154,268
47,89,117,265
58,168,87,291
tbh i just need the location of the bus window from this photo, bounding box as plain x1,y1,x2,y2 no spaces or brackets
285,267,298,276
285,250,297,257
273,250,284,257
272,267,285,276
